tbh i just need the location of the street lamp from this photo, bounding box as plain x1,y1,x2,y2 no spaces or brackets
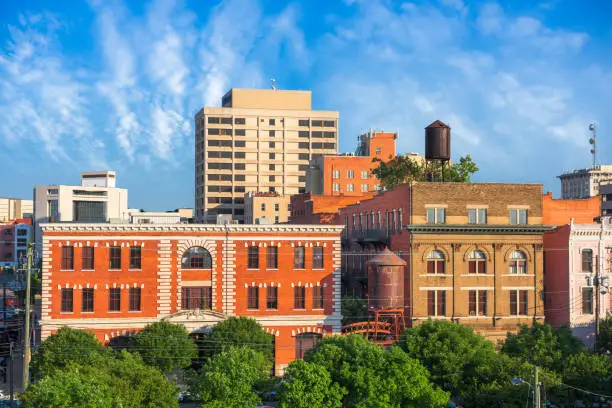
511,377,537,408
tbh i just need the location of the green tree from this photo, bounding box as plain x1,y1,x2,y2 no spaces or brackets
399,319,499,396
22,351,179,408
30,327,108,380
277,359,345,408
371,154,479,189
562,352,612,394
341,296,368,326
306,334,449,407
189,346,270,408
132,321,197,372
197,317,274,368
501,323,584,372
596,316,612,353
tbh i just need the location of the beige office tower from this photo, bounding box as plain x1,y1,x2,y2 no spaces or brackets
195,88,339,223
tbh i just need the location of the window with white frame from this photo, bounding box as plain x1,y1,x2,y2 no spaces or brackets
509,290,528,315
426,208,446,224
509,250,527,274
427,250,445,274
347,183,354,192
332,170,340,179
361,184,369,192
581,249,593,272
347,170,354,179
581,287,593,314
361,170,368,179
468,250,487,274
333,183,340,192
469,290,487,316
427,290,446,316
509,208,528,224
468,208,487,224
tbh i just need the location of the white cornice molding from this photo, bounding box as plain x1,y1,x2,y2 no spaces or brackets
40,223,345,234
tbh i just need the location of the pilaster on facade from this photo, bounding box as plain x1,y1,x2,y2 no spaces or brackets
221,239,236,316
41,238,52,322
331,237,342,332
157,240,172,317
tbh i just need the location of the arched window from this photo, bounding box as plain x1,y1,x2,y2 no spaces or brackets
427,250,445,274
296,333,322,359
468,250,487,274
181,247,212,269
509,250,527,274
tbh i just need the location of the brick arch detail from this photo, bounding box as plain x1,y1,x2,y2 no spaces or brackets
420,245,451,262
103,329,140,343
462,246,492,262
175,239,219,311
503,245,532,262
291,327,327,337
264,328,281,337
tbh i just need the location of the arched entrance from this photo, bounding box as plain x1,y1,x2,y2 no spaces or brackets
295,332,322,359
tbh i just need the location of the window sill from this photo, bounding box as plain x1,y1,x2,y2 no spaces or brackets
419,274,450,277
108,311,121,314
128,268,142,271
293,308,306,311
294,268,306,270
266,268,279,271
81,311,94,314
60,269,74,272
503,274,535,277
266,308,278,311
460,274,494,277
128,310,142,313
81,269,94,272
312,308,324,311
247,268,260,271
60,312,74,314
246,308,260,311
109,269,121,271
312,268,325,271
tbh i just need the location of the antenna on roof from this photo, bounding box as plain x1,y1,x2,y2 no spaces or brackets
588,121,597,168
270,78,277,91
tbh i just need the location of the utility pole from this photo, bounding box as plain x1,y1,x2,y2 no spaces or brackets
534,366,540,408
22,243,32,390
595,254,600,350
2,282,6,324
9,342,13,407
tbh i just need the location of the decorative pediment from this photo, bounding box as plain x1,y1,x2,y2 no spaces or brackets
161,309,228,323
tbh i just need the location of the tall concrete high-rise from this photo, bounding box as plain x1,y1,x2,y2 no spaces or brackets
195,88,339,223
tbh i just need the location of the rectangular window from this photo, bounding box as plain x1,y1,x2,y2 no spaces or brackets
182,287,212,310
220,117,232,124
361,184,369,192
347,183,354,192
274,203,279,211
294,246,305,269
361,170,368,179
248,247,259,269
313,286,324,309
298,131,309,138
582,287,593,314
109,246,121,270
468,208,487,224
426,208,446,224
311,120,323,127
269,130,275,137
82,246,94,270
298,119,309,126
269,175,276,182
129,288,141,312
129,247,141,269
109,288,121,312
267,246,278,269
333,183,340,192
61,246,74,270
427,290,446,316
73,201,106,222
509,209,528,225
266,286,278,309
581,249,593,272
61,288,73,312
510,290,529,315
469,290,487,316
269,119,275,125
298,153,309,160
313,247,324,269
298,142,309,149
269,141,275,148
294,287,306,309
332,170,340,179
347,170,354,179
82,288,94,312
235,117,245,125
247,287,259,309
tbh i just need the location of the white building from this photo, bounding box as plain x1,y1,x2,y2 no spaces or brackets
33,171,128,248
558,165,612,199
0,198,33,222
128,210,183,224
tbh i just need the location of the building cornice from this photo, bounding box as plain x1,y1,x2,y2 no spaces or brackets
404,224,552,235
39,223,345,234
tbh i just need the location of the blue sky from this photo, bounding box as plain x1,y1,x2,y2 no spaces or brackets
1,0,611,210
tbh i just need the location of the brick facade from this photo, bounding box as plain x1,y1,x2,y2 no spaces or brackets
338,182,548,340
542,192,600,226
40,223,343,374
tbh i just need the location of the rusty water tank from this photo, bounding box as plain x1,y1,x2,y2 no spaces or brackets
367,248,406,309
425,120,451,161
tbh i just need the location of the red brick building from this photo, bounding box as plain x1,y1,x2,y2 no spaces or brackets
40,223,343,374
289,192,376,224
542,192,600,226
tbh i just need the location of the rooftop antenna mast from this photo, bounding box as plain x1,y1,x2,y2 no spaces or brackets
270,78,277,91
589,121,597,168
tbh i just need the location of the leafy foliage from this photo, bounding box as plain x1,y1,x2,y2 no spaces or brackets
196,317,274,369
596,316,612,354
277,359,345,408
305,334,449,407
502,323,584,372
22,351,179,408
30,327,108,380
371,154,479,189
132,321,197,372
341,296,368,326
399,319,499,396
561,352,612,395
189,346,270,408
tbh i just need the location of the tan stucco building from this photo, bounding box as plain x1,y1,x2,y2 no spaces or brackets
244,192,291,224
195,88,339,223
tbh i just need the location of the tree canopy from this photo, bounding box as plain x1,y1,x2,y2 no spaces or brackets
305,334,449,407
277,359,345,408
30,327,108,380
131,321,197,372
196,317,274,369
341,296,368,326
371,154,479,189
189,346,270,408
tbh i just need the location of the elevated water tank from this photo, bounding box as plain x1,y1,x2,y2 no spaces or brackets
367,248,406,309
425,120,451,161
